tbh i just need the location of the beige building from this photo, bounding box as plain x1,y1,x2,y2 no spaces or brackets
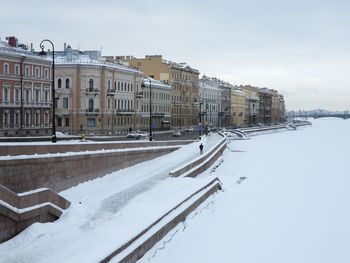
231,88,246,127
271,89,281,123
54,48,143,135
119,55,200,129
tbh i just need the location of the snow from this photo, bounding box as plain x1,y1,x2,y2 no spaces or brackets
138,118,350,263
2,118,349,263
0,135,220,263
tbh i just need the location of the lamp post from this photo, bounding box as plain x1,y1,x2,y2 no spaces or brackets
194,96,203,137
141,77,152,141
39,39,56,143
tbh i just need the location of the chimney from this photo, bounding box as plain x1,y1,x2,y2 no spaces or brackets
6,36,17,47
30,43,33,52
64,43,67,50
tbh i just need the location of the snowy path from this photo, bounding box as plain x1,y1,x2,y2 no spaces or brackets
0,134,221,263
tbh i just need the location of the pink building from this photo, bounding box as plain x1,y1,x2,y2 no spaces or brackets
0,37,52,136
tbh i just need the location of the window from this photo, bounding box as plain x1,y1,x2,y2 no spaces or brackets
88,98,94,112
3,112,9,127
2,84,9,102
25,66,30,77
35,90,40,102
3,63,9,74
66,78,70,89
87,118,96,127
25,112,30,126
44,91,49,102
118,82,120,91
65,117,70,127
15,112,19,126
35,112,40,125
63,97,69,109
15,64,20,75
58,78,62,88
108,80,111,90
58,117,62,127
35,67,40,78
44,68,49,79
89,79,93,91
25,89,30,102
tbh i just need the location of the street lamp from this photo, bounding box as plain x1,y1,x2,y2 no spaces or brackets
193,96,203,137
141,77,153,141
39,39,56,143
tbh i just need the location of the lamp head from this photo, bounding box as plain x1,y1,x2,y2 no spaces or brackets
38,48,47,57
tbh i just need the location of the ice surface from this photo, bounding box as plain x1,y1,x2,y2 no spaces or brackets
139,118,350,263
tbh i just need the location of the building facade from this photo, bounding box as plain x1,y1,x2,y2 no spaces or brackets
0,37,52,137
230,88,246,127
54,46,143,135
239,85,260,126
198,76,222,127
120,55,200,129
140,77,171,130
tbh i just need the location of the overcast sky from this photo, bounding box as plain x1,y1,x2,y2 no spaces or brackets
1,0,349,111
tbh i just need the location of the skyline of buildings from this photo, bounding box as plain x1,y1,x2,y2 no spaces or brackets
0,36,286,136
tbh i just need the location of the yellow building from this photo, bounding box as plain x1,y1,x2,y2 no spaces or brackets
120,55,200,129
230,88,246,127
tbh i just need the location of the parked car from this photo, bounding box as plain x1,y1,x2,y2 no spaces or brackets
172,130,182,137
185,127,194,132
126,131,148,139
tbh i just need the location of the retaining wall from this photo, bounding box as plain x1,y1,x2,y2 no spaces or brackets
0,147,179,194
170,133,226,178
0,184,70,243
0,140,192,156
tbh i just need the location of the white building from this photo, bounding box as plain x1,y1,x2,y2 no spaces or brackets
198,76,222,127
140,77,171,130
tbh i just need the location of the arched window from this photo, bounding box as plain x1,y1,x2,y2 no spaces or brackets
88,98,94,112
3,88,8,102
58,78,62,88
66,78,70,89
15,88,19,102
89,79,94,91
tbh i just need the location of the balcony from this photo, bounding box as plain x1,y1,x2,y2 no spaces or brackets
117,109,135,116
85,108,100,115
85,88,100,96
107,89,116,95
153,112,165,117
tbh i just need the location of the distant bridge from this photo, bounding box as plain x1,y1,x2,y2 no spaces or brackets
313,113,349,119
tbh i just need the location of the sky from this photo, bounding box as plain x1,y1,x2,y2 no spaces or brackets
1,0,349,111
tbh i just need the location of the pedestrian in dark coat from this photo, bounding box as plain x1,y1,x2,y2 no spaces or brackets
199,143,204,154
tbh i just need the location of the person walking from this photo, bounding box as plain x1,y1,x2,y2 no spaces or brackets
199,143,204,155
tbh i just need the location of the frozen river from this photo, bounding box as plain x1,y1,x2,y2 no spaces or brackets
140,118,350,263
